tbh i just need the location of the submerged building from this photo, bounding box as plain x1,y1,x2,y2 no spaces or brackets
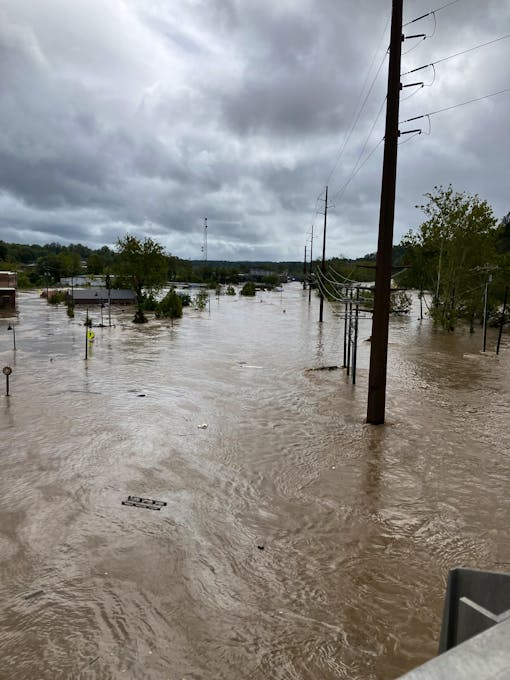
0,271,17,311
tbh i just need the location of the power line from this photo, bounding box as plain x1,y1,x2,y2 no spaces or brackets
403,0,461,27
325,14,390,187
402,34,510,75
400,87,510,123
332,136,384,206
331,94,387,203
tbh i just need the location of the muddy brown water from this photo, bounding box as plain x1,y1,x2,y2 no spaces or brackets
1,285,509,680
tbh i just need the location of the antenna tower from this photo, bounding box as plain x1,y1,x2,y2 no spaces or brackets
202,217,208,262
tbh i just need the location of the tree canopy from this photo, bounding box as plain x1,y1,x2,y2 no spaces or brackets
399,185,507,329
115,234,169,323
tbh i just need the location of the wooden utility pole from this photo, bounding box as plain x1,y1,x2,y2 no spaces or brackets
319,185,328,323
366,0,403,425
303,244,308,288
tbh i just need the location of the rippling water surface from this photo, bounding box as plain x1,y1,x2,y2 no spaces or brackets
1,285,510,679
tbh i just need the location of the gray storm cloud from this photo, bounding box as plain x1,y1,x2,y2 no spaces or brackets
0,0,509,260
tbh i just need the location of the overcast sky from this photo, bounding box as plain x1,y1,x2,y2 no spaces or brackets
1,0,509,261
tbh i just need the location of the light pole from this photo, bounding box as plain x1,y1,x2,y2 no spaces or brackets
105,273,112,327
7,324,16,350
482,274,492,353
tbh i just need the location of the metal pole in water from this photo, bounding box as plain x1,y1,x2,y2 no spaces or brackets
308,224,314,304
343,286,348,368
7,324,16,350
482,275,492,352
346,287,353,376
319,185,328,323
353,287,360,385
85,308,89,361
496,286,508,356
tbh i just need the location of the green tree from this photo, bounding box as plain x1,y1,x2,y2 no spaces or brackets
115,234,168,323
87,253,105,274
400,186,499,329
194,289,209,310
155,288,183,319
240,281,256,296
59,251,82,278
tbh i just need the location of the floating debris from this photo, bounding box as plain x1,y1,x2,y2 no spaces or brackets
257,545,265,551
122,496,167,511
306,366,339,372
23,590,44,600
197,423,208,429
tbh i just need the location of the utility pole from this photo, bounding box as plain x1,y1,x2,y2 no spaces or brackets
366,0,403,425
319,185,329,323
303,244,308,288
308,224,314,304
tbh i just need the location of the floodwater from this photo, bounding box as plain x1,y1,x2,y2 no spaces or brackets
1,284,509,680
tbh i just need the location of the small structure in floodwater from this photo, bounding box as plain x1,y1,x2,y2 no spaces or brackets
68,288,136,305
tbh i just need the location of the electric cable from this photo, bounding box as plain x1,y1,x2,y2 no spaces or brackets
325,13,390,187
403,0,460,27
400,87,510,124
402,34,510,76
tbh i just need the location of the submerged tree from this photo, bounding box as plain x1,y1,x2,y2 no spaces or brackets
155,288,183,319
115,235,168,323
400,186,500,329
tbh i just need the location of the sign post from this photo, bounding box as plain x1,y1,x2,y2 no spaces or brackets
3,366,12,396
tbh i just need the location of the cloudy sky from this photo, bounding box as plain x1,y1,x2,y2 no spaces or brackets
1,0,509,261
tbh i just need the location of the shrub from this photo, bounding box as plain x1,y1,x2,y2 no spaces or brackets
177,292,192,307
240,282,256,296
225,286,236,296
133,308,148,323
48,290,67,304
194,289,209,311
141,293,158,311
155,288,183,319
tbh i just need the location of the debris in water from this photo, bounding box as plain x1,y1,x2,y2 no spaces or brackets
197,423,208,429
23,589,44,600
122,496,167,510
257,545,265,551
306,366,339,372
137,393,146,397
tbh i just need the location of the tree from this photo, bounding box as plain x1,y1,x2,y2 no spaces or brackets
87,253,105,274
115,235,168,323
155,288,183,319
59,252,82,278
240,282,256,296
496,211,510,253
400,186,499,329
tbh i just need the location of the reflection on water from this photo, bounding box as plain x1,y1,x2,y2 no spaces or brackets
1,286,509,679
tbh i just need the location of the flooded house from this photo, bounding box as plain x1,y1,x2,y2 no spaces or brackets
0,270,17,311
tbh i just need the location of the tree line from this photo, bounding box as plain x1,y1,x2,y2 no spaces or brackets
397,185,510,330
0,239,305,288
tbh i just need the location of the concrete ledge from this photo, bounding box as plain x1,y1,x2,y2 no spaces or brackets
397,616,510,679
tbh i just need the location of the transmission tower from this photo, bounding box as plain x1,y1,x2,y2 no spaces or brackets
201,217,208,262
